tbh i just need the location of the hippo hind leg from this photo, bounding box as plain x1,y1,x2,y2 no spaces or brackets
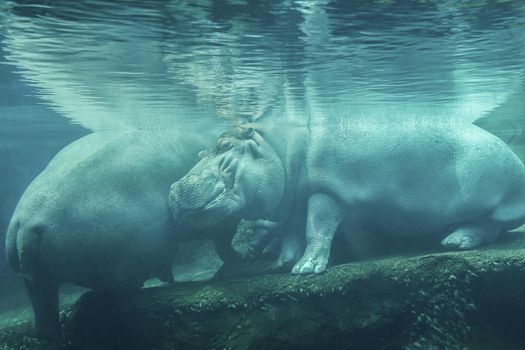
441,221,503,250
24,276,60,340
17,225,61,340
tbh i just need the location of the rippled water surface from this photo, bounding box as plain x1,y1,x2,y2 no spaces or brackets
1,0,525,131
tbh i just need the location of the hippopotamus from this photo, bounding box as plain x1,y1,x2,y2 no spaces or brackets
168,120,525,275
5,130,239,340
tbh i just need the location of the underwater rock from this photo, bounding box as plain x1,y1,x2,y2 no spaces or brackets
1,232,525,350
171,240,223,282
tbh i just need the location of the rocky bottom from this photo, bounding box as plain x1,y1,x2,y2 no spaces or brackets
1,233,525,350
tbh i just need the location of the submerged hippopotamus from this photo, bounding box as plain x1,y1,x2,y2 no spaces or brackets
5,130,238,340
169,120,525,275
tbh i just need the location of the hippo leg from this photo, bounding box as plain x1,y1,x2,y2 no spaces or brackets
441,222,502,250
275,229,304,267
247,220,282,256
292,193,342,274
24,276,60,340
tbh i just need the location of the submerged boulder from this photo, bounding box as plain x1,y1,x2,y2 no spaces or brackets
1,232,525,350
171,240,224,282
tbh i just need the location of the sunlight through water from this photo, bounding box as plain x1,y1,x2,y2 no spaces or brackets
0,0,524,131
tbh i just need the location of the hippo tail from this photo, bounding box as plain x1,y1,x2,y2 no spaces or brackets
6,220,43,280
5,219,20,273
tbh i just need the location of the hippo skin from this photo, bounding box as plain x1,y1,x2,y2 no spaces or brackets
169,120,525,275
5,131,238,340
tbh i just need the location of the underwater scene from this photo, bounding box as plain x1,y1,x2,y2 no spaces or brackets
1,0,525,349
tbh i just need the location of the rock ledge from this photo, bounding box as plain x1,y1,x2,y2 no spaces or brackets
1,233,525,350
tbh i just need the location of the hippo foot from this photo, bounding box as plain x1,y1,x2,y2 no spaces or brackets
275,249,299,268
275,238,302,268
275,255,289,268
441,227,486,250
291,250,329,274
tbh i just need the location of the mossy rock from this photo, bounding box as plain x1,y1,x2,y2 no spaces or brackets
1,233,525,350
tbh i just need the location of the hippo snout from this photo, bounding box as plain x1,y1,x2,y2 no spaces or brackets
168,173,226,224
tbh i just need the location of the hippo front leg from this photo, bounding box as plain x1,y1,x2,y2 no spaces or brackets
292,193,342,274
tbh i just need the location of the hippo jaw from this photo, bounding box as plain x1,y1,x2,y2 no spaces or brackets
169,189,245,228
169,127,286,228
169,154,246,228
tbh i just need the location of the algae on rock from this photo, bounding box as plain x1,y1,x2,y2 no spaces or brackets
1,233,525,350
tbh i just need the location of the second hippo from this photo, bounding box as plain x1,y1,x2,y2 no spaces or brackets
169,120,525,275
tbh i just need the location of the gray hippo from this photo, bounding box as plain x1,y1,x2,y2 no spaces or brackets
5,130,238,340
169,120,525,275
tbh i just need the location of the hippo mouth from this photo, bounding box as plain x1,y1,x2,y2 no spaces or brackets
169,164,245,228
202,184,244,217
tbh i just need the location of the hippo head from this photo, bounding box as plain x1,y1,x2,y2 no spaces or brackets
169,126,285,228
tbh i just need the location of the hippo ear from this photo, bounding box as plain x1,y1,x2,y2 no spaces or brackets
245,139,261,158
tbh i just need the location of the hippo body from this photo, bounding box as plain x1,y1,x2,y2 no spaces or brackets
5,130,236,339
169,120,525,275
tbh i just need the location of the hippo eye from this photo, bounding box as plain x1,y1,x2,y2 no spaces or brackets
216,139,233,153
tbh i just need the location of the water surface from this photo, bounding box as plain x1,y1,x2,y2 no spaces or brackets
1,0,524,131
